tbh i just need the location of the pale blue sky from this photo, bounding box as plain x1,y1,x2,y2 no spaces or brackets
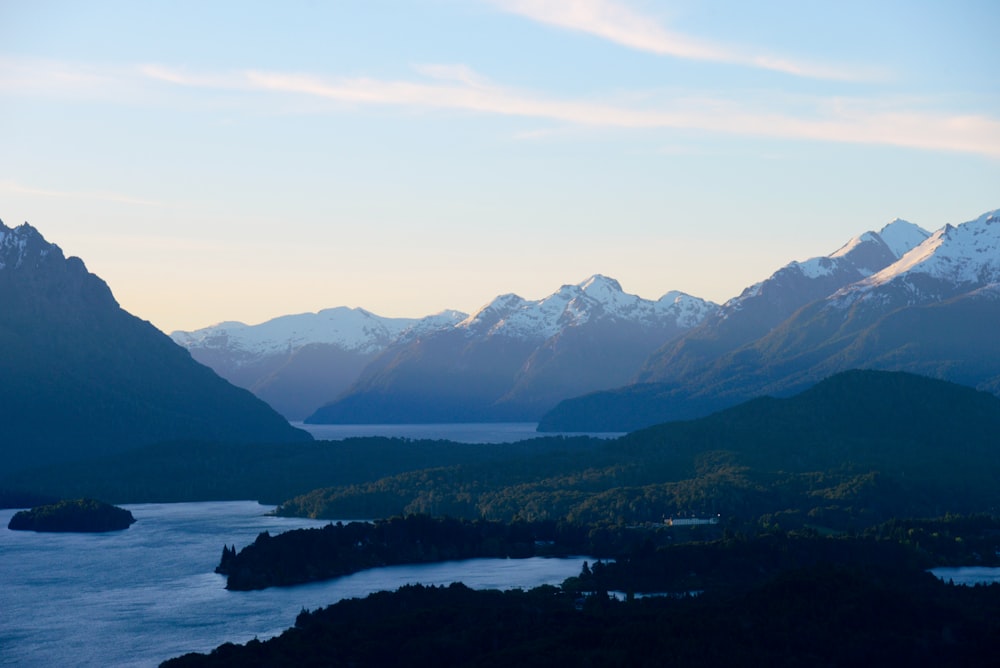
2,0,998,332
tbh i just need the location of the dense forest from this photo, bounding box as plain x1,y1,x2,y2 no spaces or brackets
0,435,605,509
276,371,1000,530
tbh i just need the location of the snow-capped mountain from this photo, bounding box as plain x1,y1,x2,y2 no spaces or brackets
541,210,999,432
832,209,1000,309
172,308,467,420
457,275,715,339
637,218,930,383
173,307,466,359
304,276,718,424
0,219,309,473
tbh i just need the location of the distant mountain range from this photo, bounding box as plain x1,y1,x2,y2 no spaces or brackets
0,220,310,474
174,276,717,423
172,308,466,420
308,276,717,424
172,208,999,431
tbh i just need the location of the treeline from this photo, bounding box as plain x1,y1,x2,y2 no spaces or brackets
163,567,1000,667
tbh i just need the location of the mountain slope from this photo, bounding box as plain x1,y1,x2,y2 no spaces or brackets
306,276,718,424
0,220,310,473
637,218,929,384
540,211,996,431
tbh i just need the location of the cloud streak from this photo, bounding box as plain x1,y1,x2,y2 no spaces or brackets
489,0,880,81
6,56,998,158
146,64,999,158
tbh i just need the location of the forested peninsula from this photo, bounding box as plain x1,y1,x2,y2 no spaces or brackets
217,515,592,590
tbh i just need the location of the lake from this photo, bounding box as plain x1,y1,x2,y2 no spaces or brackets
0,501,589,667
930,566,1000,586
292,421,625,443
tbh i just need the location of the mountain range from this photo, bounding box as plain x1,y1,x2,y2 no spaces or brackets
0,220,310,474
173,209,998,430
175,276,717,423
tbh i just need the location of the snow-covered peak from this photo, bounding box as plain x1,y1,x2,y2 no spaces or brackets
787,229,894,280
829,231,882,260
458,275,715,339
823,208,1000,312
849,209,1000,293
878,218,931,258
171,307,463,356
579,274,623,297
656,291,720,328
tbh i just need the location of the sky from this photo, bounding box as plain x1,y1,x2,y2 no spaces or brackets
1,0,998,334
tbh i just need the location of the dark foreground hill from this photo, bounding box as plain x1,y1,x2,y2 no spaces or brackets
0,220,309,473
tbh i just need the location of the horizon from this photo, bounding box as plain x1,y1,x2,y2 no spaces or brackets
2,1,998,333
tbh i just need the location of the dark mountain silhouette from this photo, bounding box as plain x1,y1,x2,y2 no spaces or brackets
0,220,310,473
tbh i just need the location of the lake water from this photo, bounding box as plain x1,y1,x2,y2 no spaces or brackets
293,421,625,443
0,501,589,667
930,566,1000,586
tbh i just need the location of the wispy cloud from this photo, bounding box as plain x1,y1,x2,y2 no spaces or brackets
5,56,998,158
159,65,997,158
488,0,880,82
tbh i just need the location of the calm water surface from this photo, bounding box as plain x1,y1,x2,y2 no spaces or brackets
0,501,588,667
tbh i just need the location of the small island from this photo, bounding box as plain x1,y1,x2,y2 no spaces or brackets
7,498,136,533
